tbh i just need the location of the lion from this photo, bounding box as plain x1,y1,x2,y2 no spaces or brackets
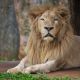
7,5,80,74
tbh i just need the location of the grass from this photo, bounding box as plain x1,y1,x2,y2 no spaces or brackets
0,73,79,80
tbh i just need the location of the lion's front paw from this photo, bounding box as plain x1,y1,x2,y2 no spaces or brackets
22,66,38,74
22,64,51,74
7,67,21,73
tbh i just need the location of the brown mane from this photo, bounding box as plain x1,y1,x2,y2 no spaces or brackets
25,5,74,65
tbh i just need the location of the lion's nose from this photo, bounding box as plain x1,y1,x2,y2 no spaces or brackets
44,27,53,31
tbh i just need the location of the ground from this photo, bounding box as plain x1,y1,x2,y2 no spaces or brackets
0,61,80,78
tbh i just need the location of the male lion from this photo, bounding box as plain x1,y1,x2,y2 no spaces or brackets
7,5,80,73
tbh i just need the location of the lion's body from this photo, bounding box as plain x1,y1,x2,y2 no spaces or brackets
26,31,80,68
7,5,80,73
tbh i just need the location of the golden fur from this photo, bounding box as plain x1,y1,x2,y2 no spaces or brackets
25,5,73,65
7,5,80,73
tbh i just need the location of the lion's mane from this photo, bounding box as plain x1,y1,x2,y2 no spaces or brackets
25,5,74,65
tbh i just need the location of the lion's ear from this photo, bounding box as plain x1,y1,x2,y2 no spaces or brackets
60,10,68,18
58,7,70,19
28,5,51,21
28,6,43,21
28,10,41,21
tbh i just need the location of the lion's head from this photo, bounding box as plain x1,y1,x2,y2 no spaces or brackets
28,5,73,42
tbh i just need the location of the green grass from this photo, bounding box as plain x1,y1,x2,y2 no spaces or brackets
0,73,79,80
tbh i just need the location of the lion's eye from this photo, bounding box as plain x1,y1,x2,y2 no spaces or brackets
40,18,45,21
53,17,58,21
54,18,58,21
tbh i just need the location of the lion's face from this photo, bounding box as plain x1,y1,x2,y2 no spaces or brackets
38,10,62,41
29,6,70,42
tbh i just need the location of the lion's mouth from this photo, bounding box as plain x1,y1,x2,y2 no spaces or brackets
43,33,57,41
44,33,54,38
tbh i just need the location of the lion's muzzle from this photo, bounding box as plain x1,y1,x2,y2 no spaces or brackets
44,33,53,38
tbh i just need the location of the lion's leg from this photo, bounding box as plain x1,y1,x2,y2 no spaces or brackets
22,59,65,73
7,56,28,73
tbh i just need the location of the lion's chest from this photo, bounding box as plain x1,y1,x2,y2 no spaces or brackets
40,49,59,63
28,42,63,65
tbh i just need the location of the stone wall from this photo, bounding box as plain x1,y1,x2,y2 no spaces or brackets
0,0,19,60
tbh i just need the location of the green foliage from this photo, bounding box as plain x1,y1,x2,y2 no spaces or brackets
0,73,79,80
